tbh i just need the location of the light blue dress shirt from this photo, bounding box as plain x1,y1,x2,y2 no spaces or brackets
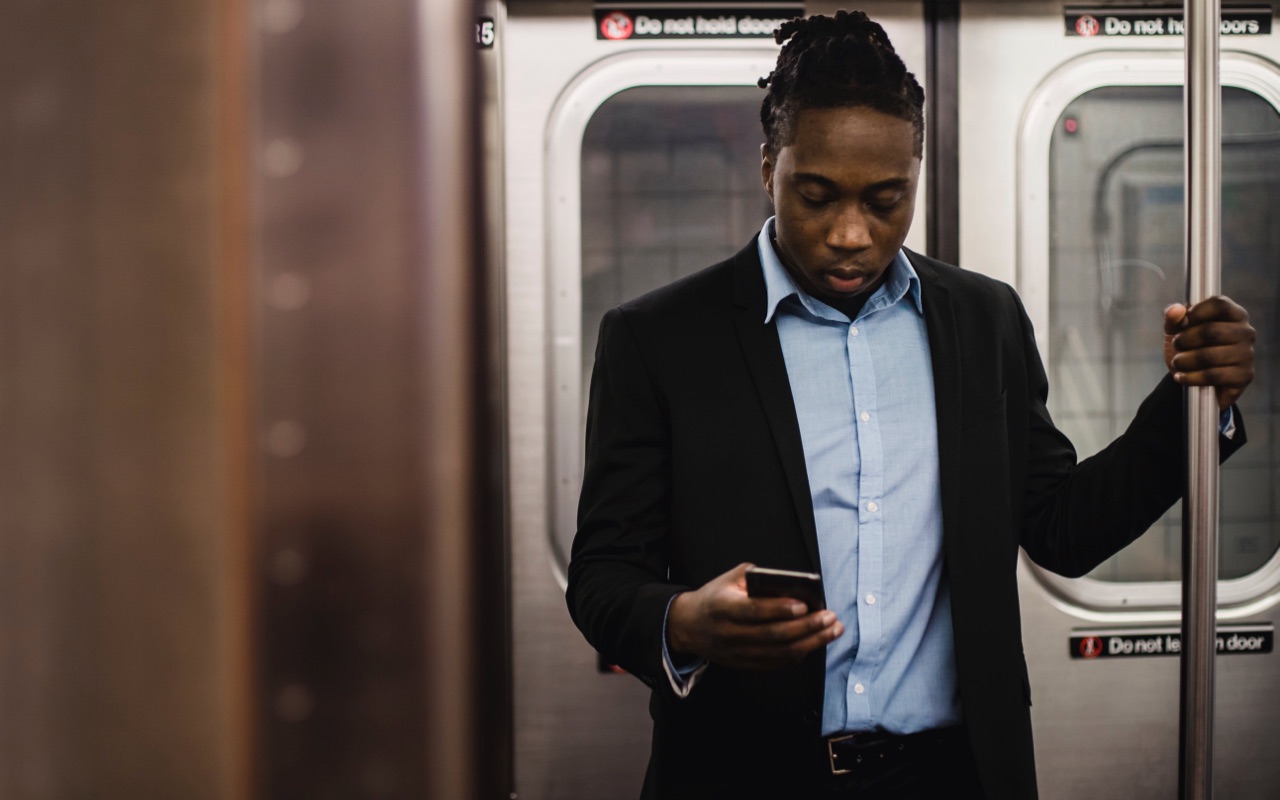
757,218,963,736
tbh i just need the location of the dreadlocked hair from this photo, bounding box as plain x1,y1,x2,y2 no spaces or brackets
758,10,925,157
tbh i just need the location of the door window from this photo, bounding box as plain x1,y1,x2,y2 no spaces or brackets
1048,85,1280,583
548,78,772,574
579,85,771,399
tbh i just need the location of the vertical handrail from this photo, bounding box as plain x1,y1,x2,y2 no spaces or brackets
1179,0,1222,798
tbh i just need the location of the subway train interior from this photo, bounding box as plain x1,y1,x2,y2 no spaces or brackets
1,0,1277,798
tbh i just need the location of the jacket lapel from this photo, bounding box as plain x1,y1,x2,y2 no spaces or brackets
911,252,965,563
729,244,823,573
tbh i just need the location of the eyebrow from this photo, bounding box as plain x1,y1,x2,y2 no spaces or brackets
792,172,912,193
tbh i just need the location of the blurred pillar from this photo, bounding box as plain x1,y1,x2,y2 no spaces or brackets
0,0,500,796
250,0,501,798
0,1,253,798
418,0,506,797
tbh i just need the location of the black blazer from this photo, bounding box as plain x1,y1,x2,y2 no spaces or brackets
567,240,1243,799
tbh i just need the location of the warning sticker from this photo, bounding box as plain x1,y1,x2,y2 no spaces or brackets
1069,625,1273,659
594,6,803,40
1065,6,1273,37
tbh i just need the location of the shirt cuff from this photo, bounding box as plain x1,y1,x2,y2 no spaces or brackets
661,594,708,698
1221,406,1237,439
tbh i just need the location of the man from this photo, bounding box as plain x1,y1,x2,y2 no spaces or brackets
566,10,1256,799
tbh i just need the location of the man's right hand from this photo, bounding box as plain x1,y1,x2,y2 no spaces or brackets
666,562,843,670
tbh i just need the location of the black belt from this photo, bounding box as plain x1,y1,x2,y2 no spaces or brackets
823,726,965,775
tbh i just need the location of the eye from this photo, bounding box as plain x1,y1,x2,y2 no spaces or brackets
867,195,904,214
799,194,832,209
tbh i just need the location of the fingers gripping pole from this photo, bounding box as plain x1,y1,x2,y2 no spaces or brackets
1180,0,1221,798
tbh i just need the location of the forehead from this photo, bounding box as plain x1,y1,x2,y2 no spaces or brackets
781,106,919,179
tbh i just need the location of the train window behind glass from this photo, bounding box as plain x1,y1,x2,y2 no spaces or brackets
549,85,772,568
1049,85,1280,582
578,85,771,391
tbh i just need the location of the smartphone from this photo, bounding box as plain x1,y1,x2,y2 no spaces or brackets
745,566,825,612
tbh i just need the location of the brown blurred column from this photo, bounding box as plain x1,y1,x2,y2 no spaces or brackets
0,0,502,796
0,1,253,798
250,0,503,798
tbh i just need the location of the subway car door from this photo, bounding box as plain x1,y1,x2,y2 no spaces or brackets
957,3,1280,797
499,2,927,797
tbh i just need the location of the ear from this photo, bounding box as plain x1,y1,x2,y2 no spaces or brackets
760,143,775,197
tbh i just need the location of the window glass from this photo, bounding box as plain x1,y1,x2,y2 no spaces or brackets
556,85,771,568
579,86,772,390
1049,86,1280,581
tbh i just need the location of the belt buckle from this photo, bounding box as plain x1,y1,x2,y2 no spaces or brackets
826,733,855,775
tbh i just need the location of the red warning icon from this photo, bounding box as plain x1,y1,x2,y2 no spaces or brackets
600,11,635,40
1079,636,1104,659
1075,15,1100,37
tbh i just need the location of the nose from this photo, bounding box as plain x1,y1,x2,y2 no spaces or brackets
826,205,873,252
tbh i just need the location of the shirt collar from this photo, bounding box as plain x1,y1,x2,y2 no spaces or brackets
758,216,923,324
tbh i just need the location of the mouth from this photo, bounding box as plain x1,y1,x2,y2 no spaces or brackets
822,270,867,294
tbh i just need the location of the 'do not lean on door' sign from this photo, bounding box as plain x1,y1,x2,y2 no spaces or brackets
1065,5,1272,36
1070,625,1274,659
595,6,804,40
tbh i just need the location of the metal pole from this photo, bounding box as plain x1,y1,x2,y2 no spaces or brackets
1180,0,1222,797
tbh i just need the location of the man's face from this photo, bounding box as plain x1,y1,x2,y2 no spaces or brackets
762,106,920,305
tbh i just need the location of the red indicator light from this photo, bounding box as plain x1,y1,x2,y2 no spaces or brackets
1064,117,1080,135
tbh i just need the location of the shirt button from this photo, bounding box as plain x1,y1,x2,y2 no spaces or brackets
865,594,876,605
850,326,859,336
859,411,870,422
854,683,865,695
867,501,879,513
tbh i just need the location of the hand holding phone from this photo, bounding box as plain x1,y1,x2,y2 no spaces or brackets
667,563,840,670
745,566,825,612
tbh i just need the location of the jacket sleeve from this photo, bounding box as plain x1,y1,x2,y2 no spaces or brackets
1012,285,1246,577
566,307,690,692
